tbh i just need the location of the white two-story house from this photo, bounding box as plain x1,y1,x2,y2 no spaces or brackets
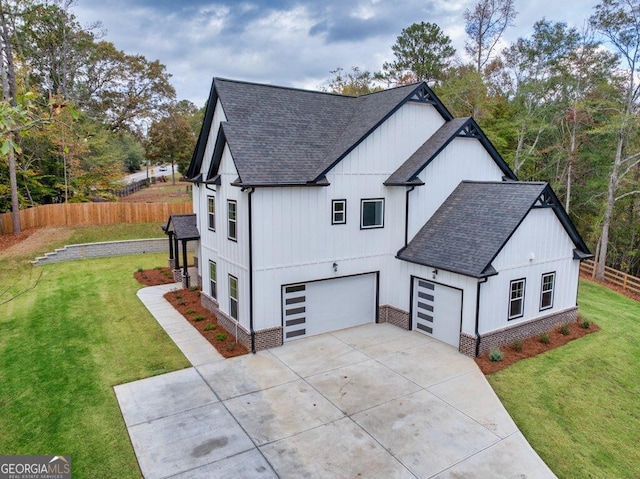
183,78,591,357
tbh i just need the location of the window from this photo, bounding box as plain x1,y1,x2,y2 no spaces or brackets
209,261,217,299
229,275,238,320
509,279,526,319
360,198,384,229
227,200,237,241
207,197,215,231
332,199,346,225
540,272,555,310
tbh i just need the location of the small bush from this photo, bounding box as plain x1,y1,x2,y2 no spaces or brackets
540,333,551,344
580,319,591,329
189,286,198,292
177,300,186,306
193,314,205,322
560,324,570,335
137,266,143,273
489,348,503,362
215,332,228,341
512,340,523,352
203,323,216,331
226,342,236,352
185,309,196,314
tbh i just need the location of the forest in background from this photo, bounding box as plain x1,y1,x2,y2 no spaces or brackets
2,0,640,279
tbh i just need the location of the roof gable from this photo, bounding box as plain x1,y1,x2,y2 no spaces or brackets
385,117,516,186
397,181,590,278
163,214,200,240
186,78,452,187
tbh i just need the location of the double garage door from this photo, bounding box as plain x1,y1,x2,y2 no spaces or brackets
282,273,377,341
412,277,462,348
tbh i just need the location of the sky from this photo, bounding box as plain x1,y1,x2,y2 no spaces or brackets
73,0,600,107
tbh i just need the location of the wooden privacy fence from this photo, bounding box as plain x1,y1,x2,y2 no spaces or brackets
580,259,640,295
0,202,193,235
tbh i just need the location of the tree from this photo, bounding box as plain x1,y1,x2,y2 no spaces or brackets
590,0,640,279
324,67,382,96
380,22,456,85
464,0,517,75
145,105,196,184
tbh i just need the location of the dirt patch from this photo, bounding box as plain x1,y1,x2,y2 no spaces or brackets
0,227,73,260
134,267,248,358
475,319,599,374
120,182,191,204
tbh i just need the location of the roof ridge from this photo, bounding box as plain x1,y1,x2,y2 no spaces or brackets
460,180,548,185
213,77,358,99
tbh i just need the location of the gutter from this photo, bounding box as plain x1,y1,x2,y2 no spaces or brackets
404,186,415,247
246,187,256,353
475,277,488,357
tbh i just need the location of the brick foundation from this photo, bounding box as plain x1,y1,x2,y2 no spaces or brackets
378,305,410,330
200,293,283,352
458,307,578,357
168,258,176,270
173,269,182,282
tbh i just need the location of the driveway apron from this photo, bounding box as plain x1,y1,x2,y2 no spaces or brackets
114,285,557,478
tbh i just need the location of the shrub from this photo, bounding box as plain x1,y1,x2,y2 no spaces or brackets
489,348,503,362
580,319,591,329
189,286,198,292
177,300,186,306
215,332,228,341
560,324,570,335
185,309,196,315
512,340,523,352
226,342,236,352
203,323,216,331
193,314,205,322
540,333,551,344
137,266,143,273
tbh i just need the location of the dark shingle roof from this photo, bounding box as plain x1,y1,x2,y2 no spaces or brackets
385,118,516,185
397,181,548,277
164,214,199,240
198,78,451,186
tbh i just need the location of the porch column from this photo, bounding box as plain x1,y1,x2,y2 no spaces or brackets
173,235,180,270
167,231,175,269
182,239,190,288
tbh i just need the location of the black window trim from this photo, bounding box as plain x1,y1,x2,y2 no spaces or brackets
227,199,237,242
331,199,347,225
508,277,526,320
209,260,217,299
207,196,215,232
360,197,385,230
229,274,239,320
539,271,555,311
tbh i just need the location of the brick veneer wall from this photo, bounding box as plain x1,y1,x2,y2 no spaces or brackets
378,305,410,329
470,307,578,356
201,292,283,351
458,333,477,357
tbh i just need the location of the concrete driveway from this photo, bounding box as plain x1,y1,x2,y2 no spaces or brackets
115,285,556,478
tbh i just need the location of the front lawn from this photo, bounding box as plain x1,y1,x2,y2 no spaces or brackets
488,279,640,478
0,253,189,478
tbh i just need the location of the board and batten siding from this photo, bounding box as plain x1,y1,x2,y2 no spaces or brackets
408,138,505,242
330,101,445,177
478,208,579,334
198,144,251,331
200,100,227,179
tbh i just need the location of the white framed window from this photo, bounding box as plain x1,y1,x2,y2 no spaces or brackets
227,200,237,241
332,199,346,225
209,261,217,299
509,278,526,320
229,275,238,320
207,196,215,231
360,198,384,229
540,272,555,311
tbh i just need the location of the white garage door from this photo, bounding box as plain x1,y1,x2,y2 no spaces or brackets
282,273,377,341
412,278,462,348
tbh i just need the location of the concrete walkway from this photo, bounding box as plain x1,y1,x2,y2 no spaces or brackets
115,284,557,479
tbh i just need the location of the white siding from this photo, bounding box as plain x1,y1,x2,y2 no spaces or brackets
331,102,445,177
478,208,579,333
201,100,227,178
408,138,505,241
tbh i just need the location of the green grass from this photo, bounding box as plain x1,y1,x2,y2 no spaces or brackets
66,222,165,244
0,253,189,478
488,279,640,478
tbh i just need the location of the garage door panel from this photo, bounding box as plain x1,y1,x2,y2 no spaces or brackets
412,278,461,348
282,274,376,341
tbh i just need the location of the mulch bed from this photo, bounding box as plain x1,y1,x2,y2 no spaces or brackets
474,319,600,374
134,267,248,358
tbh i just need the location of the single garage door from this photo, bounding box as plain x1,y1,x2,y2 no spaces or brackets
412,277,462,348
282,273,377,341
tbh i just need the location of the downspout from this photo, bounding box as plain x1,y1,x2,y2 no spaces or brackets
475,277,488,357
404,186,416,247
247,187,256,353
